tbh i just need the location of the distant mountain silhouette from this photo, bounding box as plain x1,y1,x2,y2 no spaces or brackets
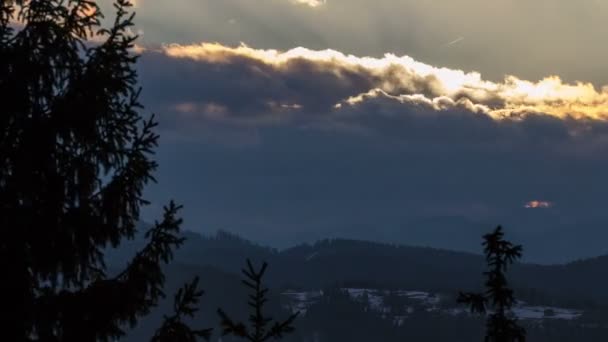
108,229,608,341
256,214,608,264
107,229,608,306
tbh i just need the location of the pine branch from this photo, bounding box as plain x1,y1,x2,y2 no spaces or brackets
151,276,213,342
218,259,299,342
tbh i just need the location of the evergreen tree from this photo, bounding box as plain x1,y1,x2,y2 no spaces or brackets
152,277,213,342
218,259,299,341
0,1,207,340
459,226,526,342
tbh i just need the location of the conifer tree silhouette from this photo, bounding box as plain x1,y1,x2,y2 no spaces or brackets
217,259,299,341
152,277,213,342
458,226,526,342
0,1,207,340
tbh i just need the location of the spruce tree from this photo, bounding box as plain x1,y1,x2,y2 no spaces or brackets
0,1,207,340
459,226,526,342
152,277,213,342
217,259,299,342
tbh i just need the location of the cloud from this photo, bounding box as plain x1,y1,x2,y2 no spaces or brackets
136,42,608,254
133,42,608,170
524,201,553,209
290,0,326,8
136,42,608,159
135,41,608,165
159,42,608,122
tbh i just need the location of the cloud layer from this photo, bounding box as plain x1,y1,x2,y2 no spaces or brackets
159,42,608,122
290,0,326,8
137,42,608,154
136,42,608,261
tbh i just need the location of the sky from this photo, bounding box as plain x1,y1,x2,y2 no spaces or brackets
102,0,608,260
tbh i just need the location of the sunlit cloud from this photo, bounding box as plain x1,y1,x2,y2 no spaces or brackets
161,42,608,122
290,0,326,8
524,200,553,209
336,88,491,115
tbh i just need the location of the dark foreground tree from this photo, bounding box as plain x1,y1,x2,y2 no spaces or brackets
0,1,206,340
218,259,299,341
152,277,213,342
459,226,526,342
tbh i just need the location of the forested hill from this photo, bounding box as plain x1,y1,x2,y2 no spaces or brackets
108,229,608,307
107,229,608,341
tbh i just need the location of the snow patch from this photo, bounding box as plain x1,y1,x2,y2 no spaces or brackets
281,288,583,322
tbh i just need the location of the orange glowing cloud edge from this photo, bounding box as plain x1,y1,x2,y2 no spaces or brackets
158,42,608,122
524,200,553,209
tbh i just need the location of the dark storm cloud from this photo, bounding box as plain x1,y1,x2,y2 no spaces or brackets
138,43,608,133
134,42,608,261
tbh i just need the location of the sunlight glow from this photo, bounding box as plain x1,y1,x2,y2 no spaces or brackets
291,0,326,8
162,42,608,121
524,201,553,209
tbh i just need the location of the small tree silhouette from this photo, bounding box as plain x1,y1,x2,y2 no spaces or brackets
152,276,213,342
458,226,526,342
217,259,299,341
